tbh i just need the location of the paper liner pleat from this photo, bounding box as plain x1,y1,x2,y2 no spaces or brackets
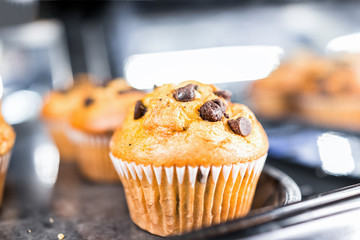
227,162,247,220
45,121,75,161
110,153,267,236
0,152,11,207
69,130,119,182
240,159,265,215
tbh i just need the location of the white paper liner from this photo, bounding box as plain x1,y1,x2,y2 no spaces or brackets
0,152,11,207
68,129,119,182
44,120,75,161
110,153,267,236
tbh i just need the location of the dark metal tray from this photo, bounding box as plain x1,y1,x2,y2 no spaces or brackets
0,120,301,240
0,164,300,240
5,120,360,240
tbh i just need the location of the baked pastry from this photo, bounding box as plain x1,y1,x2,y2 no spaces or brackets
110,81,269,236
70,79,145,182
0,107,15,206
41,74,95,161
251,51,360,131
297,59,360,130
250,52,332,119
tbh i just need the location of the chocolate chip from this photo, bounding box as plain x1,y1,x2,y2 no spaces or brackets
153,84,159,90
212,99,227,113
212,98,230,119
84,97,94,107
228,117,251,136
173,84,197,102
199,100,223,122
214,90,232,101
134,100,147,119
129,144,132,146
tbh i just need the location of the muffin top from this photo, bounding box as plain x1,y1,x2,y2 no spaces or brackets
110,81,269,167
0,110,15,155
300,60,360,96
41,74,95,121
70,79,145,134
252,53,333,95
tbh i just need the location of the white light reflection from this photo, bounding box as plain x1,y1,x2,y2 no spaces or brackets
317,133,355,176
0,21,62,48
125,46,284,89
7,0,35,4
0,75,3,99
34,143,60,185
326,33,360,54
2,90,42,125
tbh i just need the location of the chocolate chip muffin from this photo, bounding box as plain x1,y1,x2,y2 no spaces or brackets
110,81,268,236
250,52,333,119
69,79,145,182
297,60,360,131
41,74,95,161
0,107,15,207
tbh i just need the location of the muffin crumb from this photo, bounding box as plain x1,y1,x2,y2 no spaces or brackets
57,233,65,240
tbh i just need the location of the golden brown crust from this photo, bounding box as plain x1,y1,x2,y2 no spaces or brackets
251,53,333,94
251,52,360,131
41,79,94,121
70,79,145,134
250,52,334,119
296,57,360,131
0,112,15,155
300,62,360,95
110,81,269,167
298,94,360,131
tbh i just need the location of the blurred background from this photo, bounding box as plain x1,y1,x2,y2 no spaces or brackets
2,1,360,239
2,1,360,183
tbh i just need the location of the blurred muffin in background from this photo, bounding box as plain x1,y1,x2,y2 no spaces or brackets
250,51,360,131
70,79,145,183
250,52,332,120
41,74,96,162
298,56,360,131
110,81,268,236
0,107,15,207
